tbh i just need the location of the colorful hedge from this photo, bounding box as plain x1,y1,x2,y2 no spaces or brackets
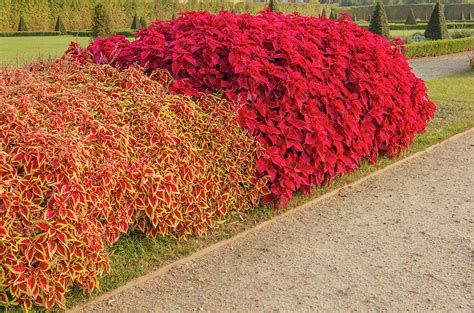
0,58,266,309
81,11,436,206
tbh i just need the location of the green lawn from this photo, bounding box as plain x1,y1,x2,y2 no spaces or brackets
0,36,91,66
66,71,474,309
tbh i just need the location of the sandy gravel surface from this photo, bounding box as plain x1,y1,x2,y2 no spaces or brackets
75,129,474,312
409,52,471,80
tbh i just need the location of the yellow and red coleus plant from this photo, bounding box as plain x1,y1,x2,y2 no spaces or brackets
0,59,267,309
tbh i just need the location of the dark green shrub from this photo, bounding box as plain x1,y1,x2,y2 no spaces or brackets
469,11,473,21
18,16,28,31
425,2,449,40
460,11,466,21
369,0,390,38
140,17,147,28
55,16,66,34
269,0,277,13
330,10,337,20
91,3,112,38
405,8,417,25
131,14,139,29
321,7,327,18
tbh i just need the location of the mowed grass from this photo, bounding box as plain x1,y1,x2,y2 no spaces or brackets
65,70,474,309
0,36,91,66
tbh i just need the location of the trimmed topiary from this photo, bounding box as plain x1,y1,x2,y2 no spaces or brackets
18,15,28,31
460,11,465,21
131,14,139,29
91,3,112,38
425,2,449,40
469,11,473,21
321,7,327,18
329,10,337,20
405,8,417,25
352,14,357,22
55,15,67,34
140,17,147,28
369,0,390,38
269,0,277,13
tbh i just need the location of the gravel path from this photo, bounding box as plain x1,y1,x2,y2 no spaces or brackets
75,129,474,312
409,52,471,80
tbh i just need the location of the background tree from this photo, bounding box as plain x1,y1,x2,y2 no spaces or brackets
131,13,139,29
321,7,327,17
425,2,449,40
269,0,277,12
91,3,112,38
55,15,66,34
140,16,147,28
18,15,28,31
405,8,417,25
369,0,390,38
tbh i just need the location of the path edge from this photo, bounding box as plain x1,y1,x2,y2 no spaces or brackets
69,127,474,313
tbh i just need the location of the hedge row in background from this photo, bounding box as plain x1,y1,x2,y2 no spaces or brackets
0,0,330,32
82,11,436,206
338,3,474,21
359,22,474,30
0,31,61,37
0,57,267,309
403,36,474,58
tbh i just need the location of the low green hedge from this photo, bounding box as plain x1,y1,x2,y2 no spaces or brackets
0,30,136,38
67,30,136,37
404,37,474,58
0,31,61,37
358,23,474,30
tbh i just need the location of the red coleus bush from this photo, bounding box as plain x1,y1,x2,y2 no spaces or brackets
81,10,436,206
0,58,266,309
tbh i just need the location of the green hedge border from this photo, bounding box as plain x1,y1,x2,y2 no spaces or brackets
0,30,136,37
0,31,61,37
358,22,474,30
403,37,474,58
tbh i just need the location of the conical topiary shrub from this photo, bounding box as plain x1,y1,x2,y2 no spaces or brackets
369,0,390,38
321,7,327,18
330,10,337,20
55,15,67,34
405,8,417,25
140,17,147,28
18,15,28,31
131,14,139,29
469,11,473,21
269,0,277,13
92,3,112,38
460,11,466,21
352,14,357,22
425,2,449,40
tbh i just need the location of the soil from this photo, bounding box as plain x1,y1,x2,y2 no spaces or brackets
409,52,471,80
72,128,474,312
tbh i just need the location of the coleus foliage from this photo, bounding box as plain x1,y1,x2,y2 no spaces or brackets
82,10,436,206
0,58,266,309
